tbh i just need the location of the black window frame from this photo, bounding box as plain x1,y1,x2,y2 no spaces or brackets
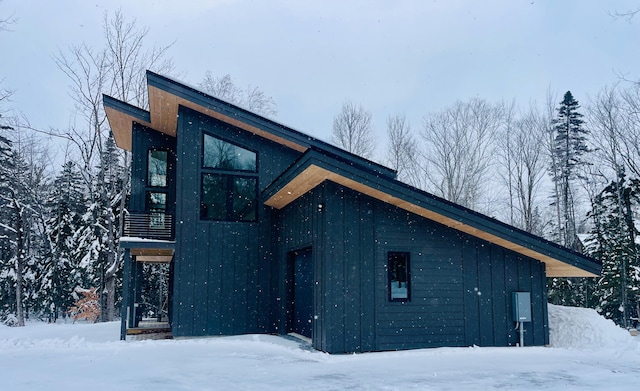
146,191,167,212
147,149,169,188
200,173,258,222
201,132,257,172
200,132,259,222
388,251,411,302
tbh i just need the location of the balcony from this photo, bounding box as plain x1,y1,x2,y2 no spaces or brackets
124,212,174,241
119,212,176,340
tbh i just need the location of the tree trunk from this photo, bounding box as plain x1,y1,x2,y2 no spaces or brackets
14,198,25,327
104,207,117,321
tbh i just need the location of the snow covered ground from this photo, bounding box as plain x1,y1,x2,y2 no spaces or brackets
1,305,639,390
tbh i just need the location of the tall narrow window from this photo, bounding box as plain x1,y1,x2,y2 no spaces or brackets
200,133,258,222
148,150,168,187
388,252,410,302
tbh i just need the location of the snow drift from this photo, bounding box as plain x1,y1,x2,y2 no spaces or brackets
0,305,638,390
548,303,634,349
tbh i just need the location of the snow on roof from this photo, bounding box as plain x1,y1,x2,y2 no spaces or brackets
119,236,175,244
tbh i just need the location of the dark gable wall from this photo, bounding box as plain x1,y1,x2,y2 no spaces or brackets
173,106,301,337
277,181,549,353
130,123,177,214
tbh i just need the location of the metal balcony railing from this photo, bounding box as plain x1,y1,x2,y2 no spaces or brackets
123,212,174,241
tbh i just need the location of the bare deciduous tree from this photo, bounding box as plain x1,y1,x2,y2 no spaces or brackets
53,9,174,322
198,71,277,118
420,98,502,210
385,114,422,186
0,9,15,32
332,101,375,159
496,104,547,234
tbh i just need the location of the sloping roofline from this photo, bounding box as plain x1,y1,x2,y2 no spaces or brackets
104,70,396,178
263,148,601,278
103,71,601,278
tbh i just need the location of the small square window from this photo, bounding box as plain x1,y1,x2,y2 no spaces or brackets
146,192,167,211
388,252,410,302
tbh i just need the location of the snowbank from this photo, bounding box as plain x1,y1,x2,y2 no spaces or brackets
1,312,640,390
548,303,634,349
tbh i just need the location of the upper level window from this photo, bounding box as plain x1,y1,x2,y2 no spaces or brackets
388,252,410,302
203,134,256,171
201,133,258,222
148,150,168,187
146,192,168,229
147,192,167,212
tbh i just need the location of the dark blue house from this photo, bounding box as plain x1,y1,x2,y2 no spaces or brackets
104,71,600,353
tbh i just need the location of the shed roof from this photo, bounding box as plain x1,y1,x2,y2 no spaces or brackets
104,71,395,178
263,148,600,277
104,71,601,278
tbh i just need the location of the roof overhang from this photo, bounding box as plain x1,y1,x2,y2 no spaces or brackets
264,150,601,278
119,237,175,263
104,96,152,151
104,71,396,178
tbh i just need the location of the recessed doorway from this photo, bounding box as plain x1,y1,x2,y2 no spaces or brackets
288,248,313,338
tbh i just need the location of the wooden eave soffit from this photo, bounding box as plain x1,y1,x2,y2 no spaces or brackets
264,164,596,278
106,86,307,153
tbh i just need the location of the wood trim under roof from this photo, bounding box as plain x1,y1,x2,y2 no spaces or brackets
105,86,307,153
105,71,396,178
264,164,597,278
104,105,152,152
147,85,307,153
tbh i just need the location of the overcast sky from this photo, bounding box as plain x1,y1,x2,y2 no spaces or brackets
2,0,640,162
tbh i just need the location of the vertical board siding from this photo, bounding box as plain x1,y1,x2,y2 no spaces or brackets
517,256,534,346
323,183,378,353
277,182,377,353
462,239,481,346
173,107,300,336
462,240,548,348
490,245,508,346
173,109,199,336
275,188,325,348
359,197,376,352
477,243,494,346
325,185,346,353
207,228,222,333
374,201,465,351
276,182,550,353
133,99,555,351
193,224,209,335
504,252,520,345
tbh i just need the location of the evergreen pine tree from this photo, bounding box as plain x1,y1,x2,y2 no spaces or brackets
550,91,590,249
586,171,640,327
547,91,592,307
96,133,125,321
0,133,16,323
0,134,42,326
39,161,88,321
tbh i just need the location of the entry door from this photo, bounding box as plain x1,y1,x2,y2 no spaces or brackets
292,248,313,338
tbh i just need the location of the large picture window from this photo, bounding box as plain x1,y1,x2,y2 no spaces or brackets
388,252,410,302
203,133,256,171
200,133,258,222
